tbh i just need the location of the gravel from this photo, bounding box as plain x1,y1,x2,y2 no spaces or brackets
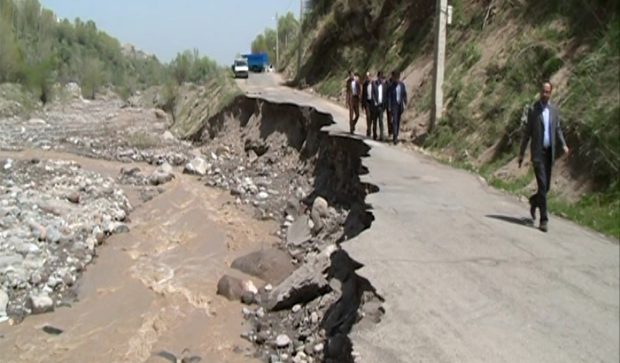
0,157,132,322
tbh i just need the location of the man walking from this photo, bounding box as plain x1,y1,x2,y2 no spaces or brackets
345,70,361,134
518,80,569,232
385,73,394,136
387,70,407,144
362,72,374,138
371,71,388,141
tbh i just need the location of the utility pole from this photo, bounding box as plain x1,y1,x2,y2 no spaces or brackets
430,0,448,133
275,11,279,69
296,0,303,80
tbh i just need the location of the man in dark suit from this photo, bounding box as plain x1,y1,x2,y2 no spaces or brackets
361,72,374,137
387,70,407,144
518,80,570,232
385,73,394,136
345,70,361,134
371,71,388,141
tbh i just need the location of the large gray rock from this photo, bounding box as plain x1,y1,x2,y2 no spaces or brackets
312,196,329,218
216,274,257,302
148,162,174,185
230,248,296,285
0,289,8,316
0,252,23,272
267,245,337,311
26,293,55,314
285,197,301,218
286,215,312,247
183,156,208,176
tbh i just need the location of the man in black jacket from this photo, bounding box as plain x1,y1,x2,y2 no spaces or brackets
361,72,374,137
385,73,394,136
371,71,388,141
518,81,569,232
387,70,407,145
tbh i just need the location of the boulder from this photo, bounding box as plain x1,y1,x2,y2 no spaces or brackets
266,245,337,311
183,157,208,176
231,248,296,285
216,275,257,301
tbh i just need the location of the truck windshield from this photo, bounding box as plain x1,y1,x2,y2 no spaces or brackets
235,60,247,67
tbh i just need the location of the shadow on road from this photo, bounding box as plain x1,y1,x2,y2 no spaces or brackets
485,214,534,227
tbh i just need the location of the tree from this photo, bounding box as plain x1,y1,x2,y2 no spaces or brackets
81,57,103,99
0,16,20,82
250,11,299,65
0,0,226,102
277,12,299,49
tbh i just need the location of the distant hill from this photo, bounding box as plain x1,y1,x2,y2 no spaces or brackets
0,0,218,102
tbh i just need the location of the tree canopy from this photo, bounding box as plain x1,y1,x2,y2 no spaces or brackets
0,0,223,101
250,12,299,66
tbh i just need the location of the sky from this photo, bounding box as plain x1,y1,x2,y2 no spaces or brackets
39,0,299,65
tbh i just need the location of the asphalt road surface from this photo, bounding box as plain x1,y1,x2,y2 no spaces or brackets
238,72,619,363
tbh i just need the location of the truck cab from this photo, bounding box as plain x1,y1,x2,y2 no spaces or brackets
232,59,249,79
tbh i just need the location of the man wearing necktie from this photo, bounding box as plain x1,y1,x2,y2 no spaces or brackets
387,70,407,144
518,81,570,232
361,72,374,137
385,73,394,136
371,71,388,141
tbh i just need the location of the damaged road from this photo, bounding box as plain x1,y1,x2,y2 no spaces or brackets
188,94,383,363
0,71,617,363
235,73,619,363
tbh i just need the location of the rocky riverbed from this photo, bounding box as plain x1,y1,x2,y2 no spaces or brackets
0,156,132,323
0,85,382,363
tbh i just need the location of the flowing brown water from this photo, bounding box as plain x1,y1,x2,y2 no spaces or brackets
0,150,277,363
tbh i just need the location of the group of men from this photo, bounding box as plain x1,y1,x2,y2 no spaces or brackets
345,70,408,144
344,70,569,233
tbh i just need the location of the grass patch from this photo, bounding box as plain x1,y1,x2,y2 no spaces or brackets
169,71,241,139
549,187,620,238
125,131,160,149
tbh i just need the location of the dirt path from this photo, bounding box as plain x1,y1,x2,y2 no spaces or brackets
0,150,276,363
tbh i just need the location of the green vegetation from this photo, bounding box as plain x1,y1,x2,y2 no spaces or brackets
0,0,240,141
257,0,619,238
0,0,168,101
0,0,233,108
250,11,299,69
427,0,619,237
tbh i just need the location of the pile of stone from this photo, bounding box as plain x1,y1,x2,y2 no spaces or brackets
215,191,380,363
0,157,132,323
193,135,381,363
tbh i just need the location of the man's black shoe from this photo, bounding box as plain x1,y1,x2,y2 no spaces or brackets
539,221,548,232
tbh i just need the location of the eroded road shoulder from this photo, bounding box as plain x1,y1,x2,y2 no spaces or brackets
0,82,386,363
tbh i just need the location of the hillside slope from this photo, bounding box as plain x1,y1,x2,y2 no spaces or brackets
279,0,619,236
0,0,238,137
0,0,170,101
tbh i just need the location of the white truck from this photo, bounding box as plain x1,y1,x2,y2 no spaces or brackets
232,58,249,79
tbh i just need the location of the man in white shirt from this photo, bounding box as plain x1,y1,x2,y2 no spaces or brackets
518,80,569,232
371,71,388,141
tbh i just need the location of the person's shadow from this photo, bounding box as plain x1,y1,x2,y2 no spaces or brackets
485,214,535,227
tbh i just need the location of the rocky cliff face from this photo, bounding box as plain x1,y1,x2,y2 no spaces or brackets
121,43,155,60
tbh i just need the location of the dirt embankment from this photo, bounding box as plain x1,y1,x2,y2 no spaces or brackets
0,81,382,363
189,95,382,363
